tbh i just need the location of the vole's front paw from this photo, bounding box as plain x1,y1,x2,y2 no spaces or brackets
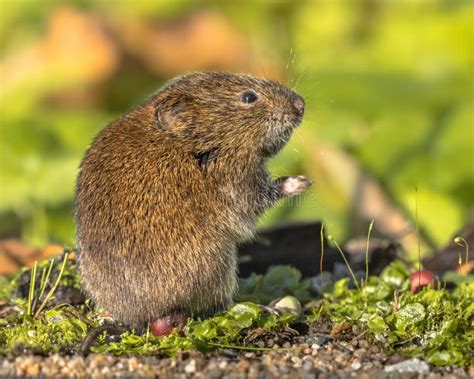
277,175,313,197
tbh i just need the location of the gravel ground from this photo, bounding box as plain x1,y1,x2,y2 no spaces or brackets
1,336,471,379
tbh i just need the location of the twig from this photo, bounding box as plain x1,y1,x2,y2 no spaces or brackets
207,342,295,352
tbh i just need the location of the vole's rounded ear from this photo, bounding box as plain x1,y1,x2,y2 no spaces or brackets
155,95,193,130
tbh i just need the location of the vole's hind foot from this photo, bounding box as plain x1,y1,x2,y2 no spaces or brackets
276,175,313,197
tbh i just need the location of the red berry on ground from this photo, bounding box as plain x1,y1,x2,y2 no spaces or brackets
150,312,187,337
150,318,173,336
410,270,436,292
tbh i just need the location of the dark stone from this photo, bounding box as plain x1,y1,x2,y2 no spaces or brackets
237,221,344,278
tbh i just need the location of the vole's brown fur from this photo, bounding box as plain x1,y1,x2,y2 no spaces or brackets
75,72,311,329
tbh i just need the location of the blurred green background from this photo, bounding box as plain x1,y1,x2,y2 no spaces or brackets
0,0,472,257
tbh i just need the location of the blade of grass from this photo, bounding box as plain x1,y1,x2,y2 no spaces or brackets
327,235,360,290
454,236,469,265
320,223,324,298
27,261,38,316
34,252,69,318
365,220,374,285
38,266,47,297
415,187,421,288
145,322,150,344
37,258,55,303
454,236,469,277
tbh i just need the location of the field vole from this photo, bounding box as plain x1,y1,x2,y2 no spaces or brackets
75,72,312,332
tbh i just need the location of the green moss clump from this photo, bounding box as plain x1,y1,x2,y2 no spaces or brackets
310,261,474,367
0,256,472,366
0,309,88,355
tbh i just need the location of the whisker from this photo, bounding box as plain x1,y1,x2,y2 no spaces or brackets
292,66,307,90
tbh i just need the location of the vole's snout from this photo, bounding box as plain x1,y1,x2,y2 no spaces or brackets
289,93,305,126
292,94,305,118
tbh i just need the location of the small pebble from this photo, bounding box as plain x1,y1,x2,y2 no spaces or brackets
303,362,313,371
370,345,380,354
384,358,430,374
350,360,361,370
218,360,228,370
25,361,40,377
128,357,139,371
291,356,302,365
273,296,302,317
184,359,196,374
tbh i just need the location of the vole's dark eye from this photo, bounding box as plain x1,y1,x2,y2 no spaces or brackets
240,90,258,104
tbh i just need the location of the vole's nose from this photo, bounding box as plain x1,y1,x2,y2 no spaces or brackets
292,94,305,118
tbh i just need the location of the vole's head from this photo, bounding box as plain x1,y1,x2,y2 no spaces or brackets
148,72,304,160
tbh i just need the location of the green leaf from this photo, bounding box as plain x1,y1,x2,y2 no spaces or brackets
367,315,387,334
380,261,410,288
333,278,349,297
397,303,426,324
227,302,262,328
428,350,464,366
238,266,311,304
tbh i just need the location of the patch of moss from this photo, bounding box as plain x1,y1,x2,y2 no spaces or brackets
0,309,88,355
0,255,472,367
92,302,295,356
310,261,474,367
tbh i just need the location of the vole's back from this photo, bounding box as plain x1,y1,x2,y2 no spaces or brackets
75,72,307,328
